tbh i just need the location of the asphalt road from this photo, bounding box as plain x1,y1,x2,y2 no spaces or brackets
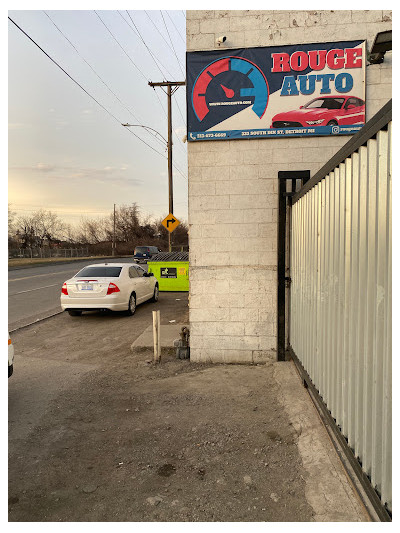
8,258,144,331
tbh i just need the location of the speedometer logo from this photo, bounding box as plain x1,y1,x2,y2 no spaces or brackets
191,56,269,122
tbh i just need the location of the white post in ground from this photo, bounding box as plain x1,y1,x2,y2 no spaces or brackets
152,310,161,363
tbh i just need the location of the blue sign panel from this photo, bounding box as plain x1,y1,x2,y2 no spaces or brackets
187,41,366,141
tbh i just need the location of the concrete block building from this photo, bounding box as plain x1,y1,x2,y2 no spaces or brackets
186,10,392,364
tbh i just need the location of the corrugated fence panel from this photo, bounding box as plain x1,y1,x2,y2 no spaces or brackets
290,121,392,512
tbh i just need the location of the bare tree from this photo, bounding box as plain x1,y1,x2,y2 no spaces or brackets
62,223,79,244
14,209,66,248
113,204,142,242
76,217,108,244
8,204,16,240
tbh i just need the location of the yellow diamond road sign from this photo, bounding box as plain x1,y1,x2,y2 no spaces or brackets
161,213,180,233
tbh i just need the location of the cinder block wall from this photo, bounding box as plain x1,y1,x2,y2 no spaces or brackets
187,10,392,364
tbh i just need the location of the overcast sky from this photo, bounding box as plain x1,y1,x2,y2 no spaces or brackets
8,6,188,229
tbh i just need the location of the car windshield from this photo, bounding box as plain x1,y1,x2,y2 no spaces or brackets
75,266,122,278
304,98,345,110
135,247,149,253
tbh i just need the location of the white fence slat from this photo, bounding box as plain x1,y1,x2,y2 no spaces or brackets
290,121,391,512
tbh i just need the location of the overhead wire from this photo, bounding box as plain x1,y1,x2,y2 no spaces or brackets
44,10,169,152
100,9,189,173
94,11,171,145
94,10,188,170
157,10,187,131
43,10,145,128
143,9,187,138
165,10,186,46
144,10,185,76
43,11,168,152
173,93,187,126
160,10,185,79
94,11,149,84
124,10,187,156
9,14,188,182
122,10,172,80
8,15,174,161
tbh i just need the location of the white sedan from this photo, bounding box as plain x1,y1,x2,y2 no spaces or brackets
60,263,159,316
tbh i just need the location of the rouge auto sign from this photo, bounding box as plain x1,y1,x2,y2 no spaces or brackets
186,40,366,141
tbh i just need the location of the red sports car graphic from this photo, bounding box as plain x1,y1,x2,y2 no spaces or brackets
271,95,365,128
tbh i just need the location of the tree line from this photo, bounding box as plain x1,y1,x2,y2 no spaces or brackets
8,203,188,255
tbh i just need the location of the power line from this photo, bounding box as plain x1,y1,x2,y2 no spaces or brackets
173,92,187,127
94,11,170,131
144,10,184,76
8,15,171,159
43,10,145,127
143,9,188,151
120,10,187,157
158,11,186,129
122,10,171,80
9,14,188,184
95,10,187,163
94,11,149,83
165,10,186,46
160,10,185,79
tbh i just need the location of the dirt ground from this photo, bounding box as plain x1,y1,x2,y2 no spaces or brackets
8,293,364,522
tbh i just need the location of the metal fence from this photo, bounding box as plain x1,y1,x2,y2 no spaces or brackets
9,247,89,259
289,102,392,514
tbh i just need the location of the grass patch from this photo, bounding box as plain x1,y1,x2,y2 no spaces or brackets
8,256,128,268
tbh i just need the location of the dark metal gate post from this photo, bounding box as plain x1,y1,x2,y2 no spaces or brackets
277,170,310,362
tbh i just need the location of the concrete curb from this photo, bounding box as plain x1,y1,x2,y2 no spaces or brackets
130,324,189,355
273,361,369,522
9,311,64,333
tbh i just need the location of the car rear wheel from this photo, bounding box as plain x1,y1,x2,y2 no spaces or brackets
151,284,159,302
327,120,338,126
67,310,82,316
127,293,136,315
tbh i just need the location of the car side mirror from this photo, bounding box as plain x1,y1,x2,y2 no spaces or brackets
299,105,303,109
347,104,356,109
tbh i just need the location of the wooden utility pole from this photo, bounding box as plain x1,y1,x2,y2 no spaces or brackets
148,80,185,252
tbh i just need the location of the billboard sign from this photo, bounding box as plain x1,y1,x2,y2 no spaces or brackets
187,40,366,141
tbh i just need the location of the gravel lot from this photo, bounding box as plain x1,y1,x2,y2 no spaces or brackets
8,292,366,522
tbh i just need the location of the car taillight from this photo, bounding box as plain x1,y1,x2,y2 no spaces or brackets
106,283,120,295
61,283,68,295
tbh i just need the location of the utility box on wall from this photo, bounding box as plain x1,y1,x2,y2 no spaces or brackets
147,252,189,292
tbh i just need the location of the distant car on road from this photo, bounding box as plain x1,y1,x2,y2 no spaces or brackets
271,95,365,128
60,263,159,316
8,334,14,378
133,246,161,264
